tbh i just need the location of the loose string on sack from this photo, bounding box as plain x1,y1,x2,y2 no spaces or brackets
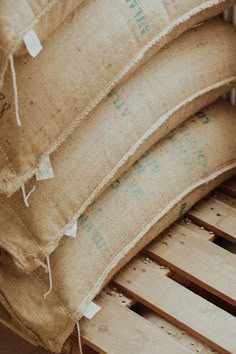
21,184,36,207
43,256,53,299
76,321,84,354
9,55,22,127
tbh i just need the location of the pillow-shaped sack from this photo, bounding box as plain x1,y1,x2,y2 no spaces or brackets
0,18,235,273
0,0,234,195
0,0,86,87
0,99,235,352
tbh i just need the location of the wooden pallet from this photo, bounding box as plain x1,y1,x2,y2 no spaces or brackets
65,176,236,354
1,177,235,354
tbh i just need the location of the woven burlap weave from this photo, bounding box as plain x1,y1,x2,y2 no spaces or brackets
0,0,234,195
0,100,235,352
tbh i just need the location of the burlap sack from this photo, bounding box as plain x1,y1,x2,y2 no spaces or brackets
0,0,86,87
0,100,235,352
0,18,235,273
0,0,235,196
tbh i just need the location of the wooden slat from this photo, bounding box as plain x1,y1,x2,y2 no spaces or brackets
140,309,218,354
145,224,236,306
188,196,236,243
81,297,192,354
114,257,236,354
101,286,135,308
178,219,215,241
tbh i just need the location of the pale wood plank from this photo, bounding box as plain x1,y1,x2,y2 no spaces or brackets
114,257,236,354
140,308,218,354
178,220,215,241
188,196,236,243
146,224,236,306
80,297,192,354
101,286,135,308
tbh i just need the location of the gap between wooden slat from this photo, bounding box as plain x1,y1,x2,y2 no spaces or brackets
80,297,192,354
188,196,236,243
146,224,236,306
113,257,236,354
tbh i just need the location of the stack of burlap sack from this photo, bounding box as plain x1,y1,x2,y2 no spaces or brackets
0,1,235,352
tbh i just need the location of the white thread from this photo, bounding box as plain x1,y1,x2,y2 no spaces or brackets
21,185,36,208
76,321,83,354
43,256,53,299
9,55,22,127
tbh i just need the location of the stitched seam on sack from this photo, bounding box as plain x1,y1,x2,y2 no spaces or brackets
54,317,76,352
23,161,236,338
0,0,223,53
4,75,236,199
29,162,234,324
0,0,60,54
1,77,234,270
78,162,236,314
34,158,236,313
38,0,226,167
47,76,236,244
32,270,74,321
32,270,76,351
0,0,226,193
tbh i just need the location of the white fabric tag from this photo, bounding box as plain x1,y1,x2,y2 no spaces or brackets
23,30,42,57
83,302,101,320
65,222,77,238
36,156,54,181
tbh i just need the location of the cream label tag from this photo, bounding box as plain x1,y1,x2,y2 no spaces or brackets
65,222,77,238
83,302,101,320
23,29,42,57
36,156,54,181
